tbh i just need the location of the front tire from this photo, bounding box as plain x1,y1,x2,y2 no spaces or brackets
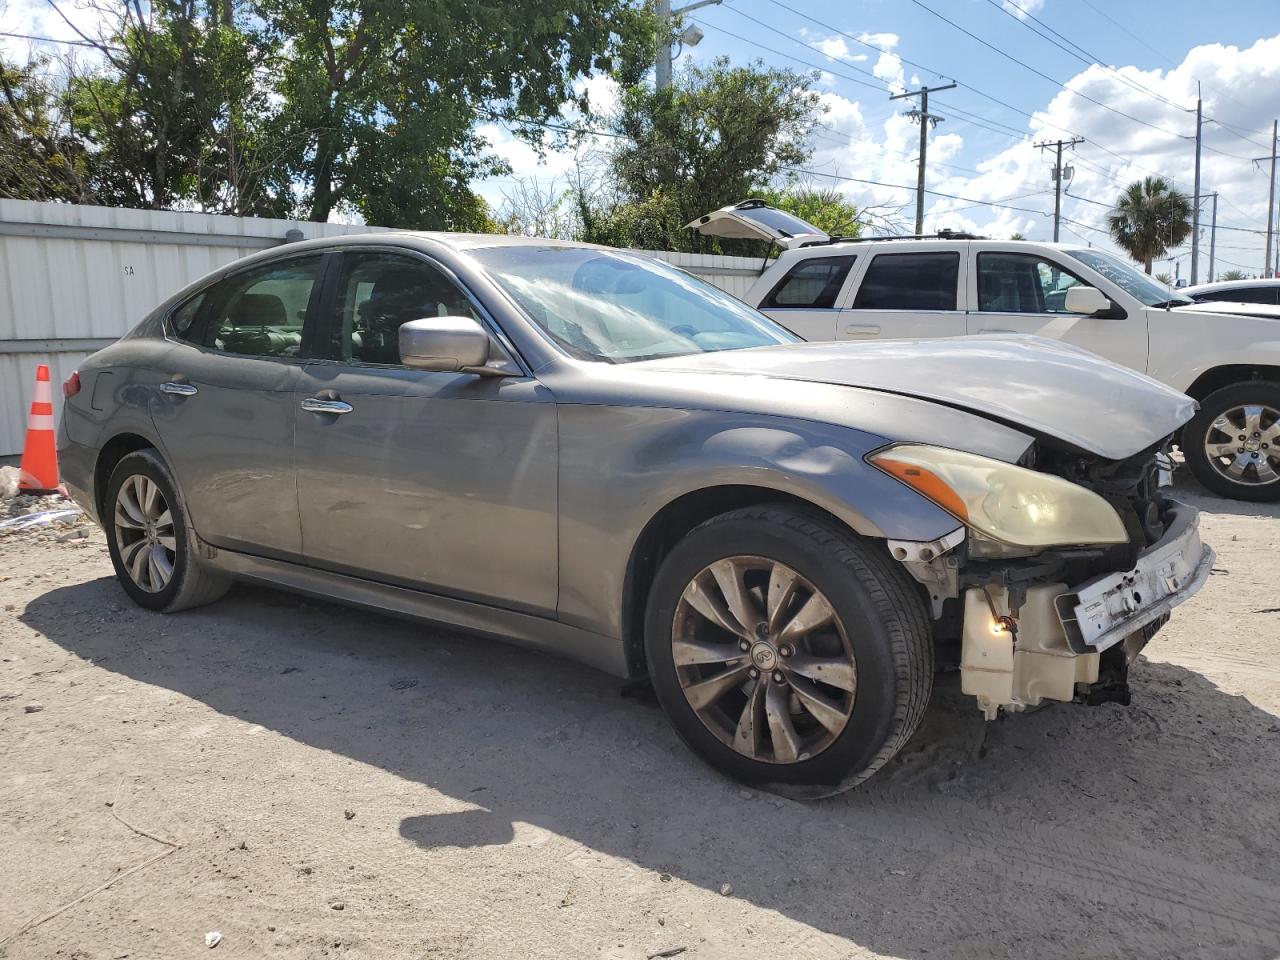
1183,382,1280,502
644,505,933,798
104,449,230,612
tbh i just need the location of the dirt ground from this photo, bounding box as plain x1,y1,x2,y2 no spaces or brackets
1,477,1278,960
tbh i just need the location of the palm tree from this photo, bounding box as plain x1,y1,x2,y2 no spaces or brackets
1107,176,1192,274
1220,269,1246,281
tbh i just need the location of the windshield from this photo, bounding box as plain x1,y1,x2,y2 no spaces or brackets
1064,248,1193,307
470,246,798,363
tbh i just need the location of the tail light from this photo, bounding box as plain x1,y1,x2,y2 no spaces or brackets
63,371,81,398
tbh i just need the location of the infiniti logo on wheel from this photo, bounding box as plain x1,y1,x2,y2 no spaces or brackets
751,643,777,670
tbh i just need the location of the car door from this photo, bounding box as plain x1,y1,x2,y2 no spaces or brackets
755,253,858,341
965,248,1148,373
292,248,558,616
838,245,968,341
150,253,328,558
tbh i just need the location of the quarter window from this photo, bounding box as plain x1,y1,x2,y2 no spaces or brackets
852,252,959,311
200,257,323,357
330,252,481,365
168,291,206,342
762,256,856,309
977,253,1090,314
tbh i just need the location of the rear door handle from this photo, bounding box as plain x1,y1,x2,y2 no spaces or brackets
160,381,198,396
301,397,354,415
843,324,880,337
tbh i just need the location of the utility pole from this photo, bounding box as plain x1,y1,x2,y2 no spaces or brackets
1257,120,1279,278
1190,93,1202,285
1036,137,1084,242
1207,191,1218,282
891,83,957,235
655,0,721,90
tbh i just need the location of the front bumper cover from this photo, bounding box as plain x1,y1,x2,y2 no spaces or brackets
1054,502,1213,655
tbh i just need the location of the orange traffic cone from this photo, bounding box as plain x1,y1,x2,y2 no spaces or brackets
17,364,60,494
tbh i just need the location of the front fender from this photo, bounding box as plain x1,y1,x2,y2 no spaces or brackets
555,404,960,639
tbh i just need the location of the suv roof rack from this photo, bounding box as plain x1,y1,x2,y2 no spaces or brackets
821,229,988,244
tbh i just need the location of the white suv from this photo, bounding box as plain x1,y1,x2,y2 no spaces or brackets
690,200,1280,502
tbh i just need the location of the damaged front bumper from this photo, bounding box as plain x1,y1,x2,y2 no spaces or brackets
961,501,1212,719
897,501,1213,720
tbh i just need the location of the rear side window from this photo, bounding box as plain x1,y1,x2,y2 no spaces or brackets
852,252,960,311
1195,287,1279,305
762,256,856,309
200,257,324,358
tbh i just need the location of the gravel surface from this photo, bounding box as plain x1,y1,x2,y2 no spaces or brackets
1,479,1278,959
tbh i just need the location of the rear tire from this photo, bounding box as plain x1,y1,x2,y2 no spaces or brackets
644,504,933,798
1183,382,1280,502
104,449,230,612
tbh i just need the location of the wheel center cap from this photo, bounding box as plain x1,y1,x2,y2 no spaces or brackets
750,642,777,671
1244,438,1262,453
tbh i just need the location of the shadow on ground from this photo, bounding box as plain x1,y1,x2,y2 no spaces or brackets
21,559,1280,959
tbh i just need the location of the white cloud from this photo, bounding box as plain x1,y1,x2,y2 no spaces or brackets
1000,0,1045,20
858,32,899,50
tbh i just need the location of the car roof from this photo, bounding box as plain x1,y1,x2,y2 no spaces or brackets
1184,278,1280,294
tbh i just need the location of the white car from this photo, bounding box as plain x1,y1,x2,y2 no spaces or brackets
689,200,1280,501
1184,277,1280,313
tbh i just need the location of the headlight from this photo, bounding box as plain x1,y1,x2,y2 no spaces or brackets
868,444,1128,548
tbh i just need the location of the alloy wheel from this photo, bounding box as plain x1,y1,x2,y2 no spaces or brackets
1203,403,1280,487
671,556,856,764
113,474,177,593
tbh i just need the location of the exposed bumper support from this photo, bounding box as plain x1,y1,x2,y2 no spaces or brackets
960,502,1212,720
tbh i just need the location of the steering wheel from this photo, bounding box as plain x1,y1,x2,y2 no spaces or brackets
670,324,698,339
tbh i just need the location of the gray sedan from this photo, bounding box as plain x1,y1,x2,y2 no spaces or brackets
57,233,1212,796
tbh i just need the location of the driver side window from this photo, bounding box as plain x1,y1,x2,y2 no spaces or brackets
330,252,481,365
977,252,1089,314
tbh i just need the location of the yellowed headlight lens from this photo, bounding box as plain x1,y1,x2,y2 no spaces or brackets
869,444,1129,548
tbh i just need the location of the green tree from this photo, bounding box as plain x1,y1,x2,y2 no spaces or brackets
66,0,282,214
1220,269,1246,281
1155,272,1173,286
0,52,91,202
1107,176,1192,274
258,0,654,228
582,56,822,252
1009,232,1026,240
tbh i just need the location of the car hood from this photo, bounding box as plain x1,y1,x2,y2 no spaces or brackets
639,336,1197,461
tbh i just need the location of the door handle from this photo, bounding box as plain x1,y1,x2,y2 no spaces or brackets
843,324,881,337
301,397,354,415
160,381,198,396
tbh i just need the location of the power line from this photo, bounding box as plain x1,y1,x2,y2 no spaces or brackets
979,0,1188,114
0,29,120,50
738,0,1178,182
906,0,1195,142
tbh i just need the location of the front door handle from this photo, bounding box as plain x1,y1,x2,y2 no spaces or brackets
301,397,354,415
843,324,881,337
161,381,198,396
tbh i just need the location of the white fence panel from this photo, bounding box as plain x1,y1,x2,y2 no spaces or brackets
0,199,766,455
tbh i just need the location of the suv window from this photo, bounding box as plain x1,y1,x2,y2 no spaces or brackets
977,252,1090,313
330,252,481,365
853,252,959,310
762,256,856,309
1195,287,1279,305
200,256,323,357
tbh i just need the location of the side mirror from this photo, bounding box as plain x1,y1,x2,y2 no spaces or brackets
398,316,492,372
1064,286,1112,316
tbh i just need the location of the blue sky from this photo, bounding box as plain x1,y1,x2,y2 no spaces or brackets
5,0,1280,279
